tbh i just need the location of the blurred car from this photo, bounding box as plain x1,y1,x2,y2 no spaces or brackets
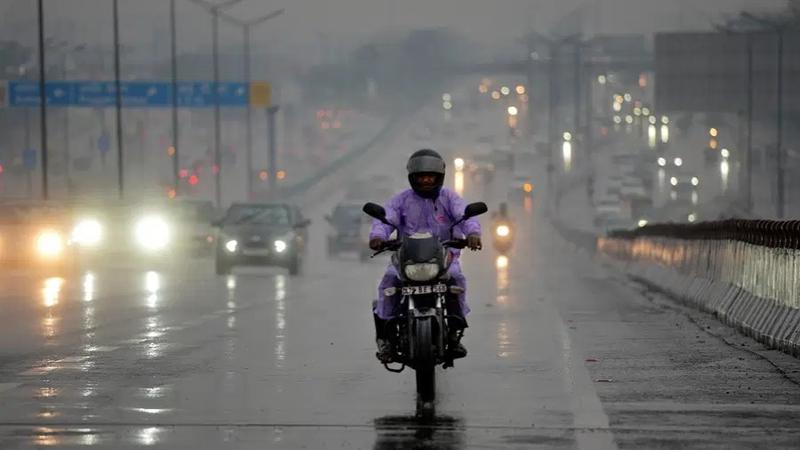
669,175,700,206
70,199,218,267
215,203,310,275
0,202,75,273
326,202,371,261
507,174,534,203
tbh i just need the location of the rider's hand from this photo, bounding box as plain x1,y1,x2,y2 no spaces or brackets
467,234,482,251
369,238,384,251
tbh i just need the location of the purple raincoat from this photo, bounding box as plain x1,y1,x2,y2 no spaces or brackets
370,187,481,320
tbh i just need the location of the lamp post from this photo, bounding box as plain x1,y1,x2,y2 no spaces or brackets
190,0,243,208
219,8,285,197
739,13,795,218
36,0,49,200
170,0,180,197
112,0,125,199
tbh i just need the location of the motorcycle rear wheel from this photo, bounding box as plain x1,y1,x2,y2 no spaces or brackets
414,318,436,402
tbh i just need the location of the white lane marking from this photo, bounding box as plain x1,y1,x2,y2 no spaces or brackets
0,383,20,394
557,310,618,450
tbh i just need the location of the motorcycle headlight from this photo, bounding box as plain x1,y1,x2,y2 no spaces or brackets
134,216,170,251
495,225,510,237
225,239,238,253
72,218,103,247
36,230,64,258
404,263,440,282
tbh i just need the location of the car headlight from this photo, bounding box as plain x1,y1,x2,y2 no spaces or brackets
495,225,510,237
404,263,440,282
225,239,238,253
36,230,64,258
274,239,288,253
134,216,170,251
72,218,103,247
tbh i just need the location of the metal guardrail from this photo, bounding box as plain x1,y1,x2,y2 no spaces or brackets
606,219,800,249
599,219,800,309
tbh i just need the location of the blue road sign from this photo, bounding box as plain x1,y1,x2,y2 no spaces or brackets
7,80,250,108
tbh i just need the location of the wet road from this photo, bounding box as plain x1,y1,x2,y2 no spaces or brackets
2,101,800,449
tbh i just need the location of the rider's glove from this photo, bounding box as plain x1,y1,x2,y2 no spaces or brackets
467,234,482,251
369,238,384,251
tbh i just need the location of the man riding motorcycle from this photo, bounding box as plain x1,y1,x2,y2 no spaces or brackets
370,149,482,363
491,202,514,254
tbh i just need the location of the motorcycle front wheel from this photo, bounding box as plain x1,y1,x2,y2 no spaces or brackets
414,317,436,402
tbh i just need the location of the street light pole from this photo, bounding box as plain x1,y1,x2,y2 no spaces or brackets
191,0,243,208
243,24,252,196
775,30,784,218
112,0,124,199
170,0,180,197
36,0,49,200
219,8,284,198
739,12,792,218
745,33,754,213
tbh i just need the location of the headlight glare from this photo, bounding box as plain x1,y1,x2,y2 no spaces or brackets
225,239,238,253
135,216,170,251
37,231,64,258
496,225,510,237
404,263,439,282
72,218,103,247
274,239,288,253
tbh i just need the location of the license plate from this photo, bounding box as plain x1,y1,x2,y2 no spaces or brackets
402,284,447,296
243,249,270,256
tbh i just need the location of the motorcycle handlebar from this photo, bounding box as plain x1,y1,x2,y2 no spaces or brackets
371,238,470,257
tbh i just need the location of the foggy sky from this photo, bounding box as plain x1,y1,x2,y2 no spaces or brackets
0,0,790,63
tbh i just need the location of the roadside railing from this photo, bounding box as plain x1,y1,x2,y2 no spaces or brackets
599,220,800,309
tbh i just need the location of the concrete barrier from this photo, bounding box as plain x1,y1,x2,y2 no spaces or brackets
597,221,800,357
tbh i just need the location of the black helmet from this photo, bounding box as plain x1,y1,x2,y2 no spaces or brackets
407,149,445,198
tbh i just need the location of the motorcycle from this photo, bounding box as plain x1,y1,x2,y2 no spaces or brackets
363,201,488,402
492,220,514,255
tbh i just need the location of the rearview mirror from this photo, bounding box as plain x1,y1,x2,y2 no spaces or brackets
363,202,387,221
463,202,488,219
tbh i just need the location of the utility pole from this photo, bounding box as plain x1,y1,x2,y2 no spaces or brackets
113,0,124,199
190,0,243,207
170,0,180,197
36,0,49,200
745,33,754,213
219,8,284,198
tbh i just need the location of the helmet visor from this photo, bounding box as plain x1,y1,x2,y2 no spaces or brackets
407,154,445,175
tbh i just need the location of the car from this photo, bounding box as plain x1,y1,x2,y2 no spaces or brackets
669,175,700,206
215,203,310,275
0,202,76,273
70,199,217,268
326,202,371,261
507,174,534,202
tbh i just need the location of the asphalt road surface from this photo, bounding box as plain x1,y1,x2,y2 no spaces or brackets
1,102,800,449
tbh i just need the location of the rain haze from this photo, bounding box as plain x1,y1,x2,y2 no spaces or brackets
0,0,799,448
